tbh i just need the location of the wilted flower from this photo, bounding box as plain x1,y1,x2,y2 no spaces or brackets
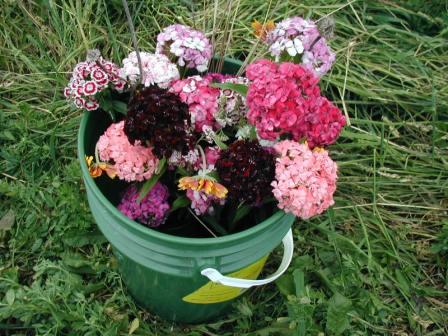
179,176,228,199
85,155,116,179
252,19,276,40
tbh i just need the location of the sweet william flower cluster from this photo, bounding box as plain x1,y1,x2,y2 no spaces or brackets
66,18,345,234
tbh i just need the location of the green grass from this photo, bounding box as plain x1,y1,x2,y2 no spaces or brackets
1,0,448,335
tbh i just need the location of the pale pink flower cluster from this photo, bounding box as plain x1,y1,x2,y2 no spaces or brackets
64,57,125,110
119,51,179,89
168,149,201,171
271,140,337,219
97,121,159,182
118,183,170,227
186,189,225,215
156,24,212,72
170,76,220,132
266,16,335,76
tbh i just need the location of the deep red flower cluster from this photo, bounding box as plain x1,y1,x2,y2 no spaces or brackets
216,140,275,205
246,59,345,148
124,86,196,159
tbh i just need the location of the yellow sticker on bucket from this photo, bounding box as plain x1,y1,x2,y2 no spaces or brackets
182,255,268,304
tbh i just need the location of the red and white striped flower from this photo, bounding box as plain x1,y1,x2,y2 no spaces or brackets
113,80,125,91
64,87,72,98
64,54,124,111
91,69,108,86
84,100,99,111
75,83,85,97
83,81,98,95
75,97,85,108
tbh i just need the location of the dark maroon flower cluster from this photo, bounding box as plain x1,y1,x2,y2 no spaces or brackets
216,140,275,205
124,86,195,159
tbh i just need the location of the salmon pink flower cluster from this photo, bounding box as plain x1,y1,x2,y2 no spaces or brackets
64,56,125,110
156,24,213,72
271,141,337,219
69,17,345,231
97,121,159,182
118,183,170,227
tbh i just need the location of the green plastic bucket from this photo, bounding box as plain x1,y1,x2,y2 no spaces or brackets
77,58,295,323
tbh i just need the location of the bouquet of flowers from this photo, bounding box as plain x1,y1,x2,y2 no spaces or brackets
66,17,345,237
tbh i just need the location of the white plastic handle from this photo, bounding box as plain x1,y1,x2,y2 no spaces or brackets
200,229,294,289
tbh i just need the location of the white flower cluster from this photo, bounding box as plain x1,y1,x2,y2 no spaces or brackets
119,52,179,89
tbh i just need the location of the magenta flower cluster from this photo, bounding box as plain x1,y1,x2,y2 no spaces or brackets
266,16,335,76
156,24,213,72
97,121,159,182
271,141,337,219
170,76,220,132
118,183,170,227
64,57,125,110
246,59,345,148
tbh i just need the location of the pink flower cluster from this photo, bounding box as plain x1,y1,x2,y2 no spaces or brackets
266,16,335,76
298,97,346,148
119,51,179,89
246,60,345,147
64,57,125,110
118,183,170,227
156,24,212,72
97,121,159,182
186,189,225,215
271,140,337,219
170,76,220,132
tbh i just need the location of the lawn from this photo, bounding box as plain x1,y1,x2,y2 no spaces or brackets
1,0,447,335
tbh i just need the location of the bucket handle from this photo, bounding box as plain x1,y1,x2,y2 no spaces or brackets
200,229,294,289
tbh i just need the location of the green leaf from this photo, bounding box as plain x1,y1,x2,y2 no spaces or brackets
138,159,167,202
63,229,107,247
128,318,139,335
5,289,15,305
276,274,295,296
0,210,15,231
170,196,190,213
210,82,248,96
212,133,228,150
176,166,190,177
112,100,127,115
231,204,251,226
202,215,228,236
326,293,352,335
293,269,305,297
